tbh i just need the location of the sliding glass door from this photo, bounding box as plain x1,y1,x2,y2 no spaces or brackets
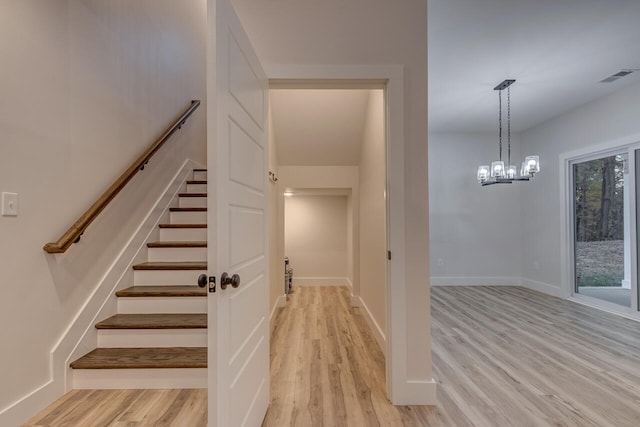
572,153,630,307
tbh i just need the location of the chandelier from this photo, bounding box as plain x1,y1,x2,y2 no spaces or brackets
477,79,540,186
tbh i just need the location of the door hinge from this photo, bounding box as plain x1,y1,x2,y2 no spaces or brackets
387,250,392,260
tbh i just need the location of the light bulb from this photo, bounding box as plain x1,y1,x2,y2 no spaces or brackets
477,165,490,183
491,161,505,178
524,155,540,175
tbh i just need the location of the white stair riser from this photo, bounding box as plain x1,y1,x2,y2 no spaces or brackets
118,297,207,314
148,247,207,262
134,269,207,286
193,171,207,181
160,228,207,241
187,183,207,193
170,211,207,224
72,368,207,389
179,197,207,208
97,329,207,348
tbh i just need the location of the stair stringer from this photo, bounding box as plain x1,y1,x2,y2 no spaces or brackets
49,159,203,395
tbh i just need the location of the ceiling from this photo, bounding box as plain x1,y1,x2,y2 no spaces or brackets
270,0,640,165
270,89,372,166
428,0,640,133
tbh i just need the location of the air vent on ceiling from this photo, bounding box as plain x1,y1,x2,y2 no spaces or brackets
600,69,637,83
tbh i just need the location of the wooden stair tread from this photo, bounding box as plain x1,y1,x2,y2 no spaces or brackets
70,347,207,369
96,313,206,329
193,168,207,172
186,180,207,185
132,261,207,270
178,193,207,197
158,223,206,229
147,241,207,248
116,286,207,297
170,207,207,212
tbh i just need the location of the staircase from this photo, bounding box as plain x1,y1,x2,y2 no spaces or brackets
70,169,209,389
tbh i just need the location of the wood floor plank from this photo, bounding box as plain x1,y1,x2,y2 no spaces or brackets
69,347,207,369
95,313,207,329
115,286,206,298
131,261,206,270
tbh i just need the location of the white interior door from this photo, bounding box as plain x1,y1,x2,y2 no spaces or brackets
207,0,270,425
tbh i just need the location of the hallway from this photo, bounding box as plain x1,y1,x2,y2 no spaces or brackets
263,286,434,426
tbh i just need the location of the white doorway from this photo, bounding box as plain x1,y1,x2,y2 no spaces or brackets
269,85,390,384
261,64,434,404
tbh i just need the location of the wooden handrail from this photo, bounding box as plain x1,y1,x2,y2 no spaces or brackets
43,100,201,254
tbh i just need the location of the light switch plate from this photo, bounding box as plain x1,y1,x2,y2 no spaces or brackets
2,192,18,216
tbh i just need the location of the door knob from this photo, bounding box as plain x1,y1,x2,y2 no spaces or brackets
220,272,240,290
197,274,207,288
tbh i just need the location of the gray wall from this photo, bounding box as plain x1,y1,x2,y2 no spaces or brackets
428,132,524,284
521,80,640,296
428,79,640,296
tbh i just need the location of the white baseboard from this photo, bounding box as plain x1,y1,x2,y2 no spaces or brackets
293,277,350,286
0,160,197,426
391,378,437,405
430,276,522,286
430,275,568,300
521,277,566,298
353,296,386,356
270,294,287,322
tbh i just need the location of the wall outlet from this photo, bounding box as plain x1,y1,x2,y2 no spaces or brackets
2,192,18,216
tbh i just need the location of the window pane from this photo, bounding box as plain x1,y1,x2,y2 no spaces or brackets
574,154,629,307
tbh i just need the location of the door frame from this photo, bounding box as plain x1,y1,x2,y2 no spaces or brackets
560,134,640,316
266,64,411,402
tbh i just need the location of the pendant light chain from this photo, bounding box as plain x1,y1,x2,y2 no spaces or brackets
498,89,503,162
507,86,511,168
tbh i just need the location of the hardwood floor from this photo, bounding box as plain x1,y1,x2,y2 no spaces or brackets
24,286,640,426
430,286,640,427
22,389,207,426
262,286,438,426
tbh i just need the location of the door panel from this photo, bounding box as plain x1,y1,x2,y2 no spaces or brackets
229,208,264,265
228,35,265,129
208,0,269,425
229,121,265,192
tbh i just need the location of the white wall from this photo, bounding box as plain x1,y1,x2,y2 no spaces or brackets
0,1,206,423
285,195,349,284
428,132,524,285
358,90,387,347
232,0,432,398
520,80,640,297
278,166,360,292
